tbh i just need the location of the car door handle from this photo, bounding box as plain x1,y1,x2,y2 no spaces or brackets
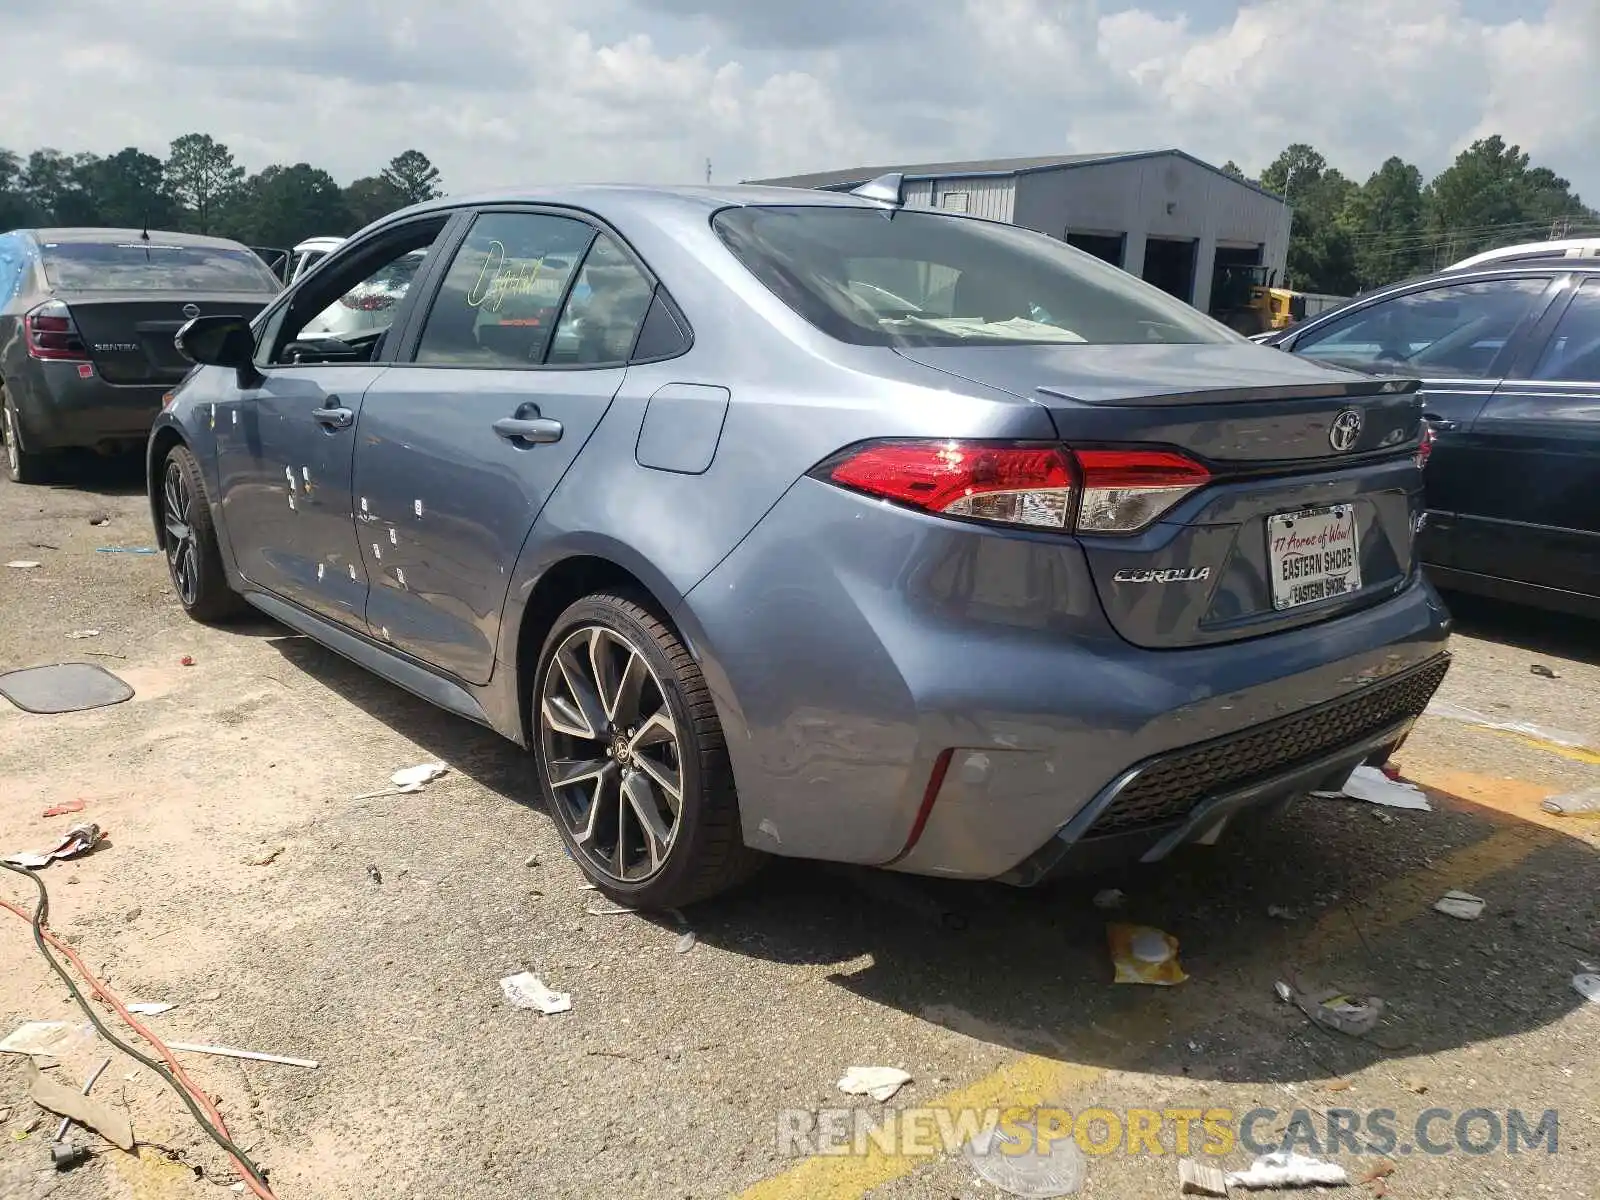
1422,413,1459,432
311,403,354,429
493,416,563,445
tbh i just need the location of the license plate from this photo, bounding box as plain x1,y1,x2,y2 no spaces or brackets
1267,505,1361,610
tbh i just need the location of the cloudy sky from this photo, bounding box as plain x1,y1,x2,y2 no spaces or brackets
2,0,1593,199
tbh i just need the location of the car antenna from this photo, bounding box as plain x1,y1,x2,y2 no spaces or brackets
849,172,905,218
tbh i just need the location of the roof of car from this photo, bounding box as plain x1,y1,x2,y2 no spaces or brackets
400,182,900,219
22,227,254,249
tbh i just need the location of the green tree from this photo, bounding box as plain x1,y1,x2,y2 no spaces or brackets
21,149,101,224
230,163,354,247
1423,136,1592,265
343,174,409,228
1343,156,1426,289
0,149,37,229
78,147,180,230
1260,145,1359,293
1220,160,1246,180
164,133,245,233
380,150,443,205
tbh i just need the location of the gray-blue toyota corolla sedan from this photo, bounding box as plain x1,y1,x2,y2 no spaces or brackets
148,181,1451,908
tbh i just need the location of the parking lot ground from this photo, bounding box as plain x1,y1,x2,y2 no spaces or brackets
1,459,1597,1200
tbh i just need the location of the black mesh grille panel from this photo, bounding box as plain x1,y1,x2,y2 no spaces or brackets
1084,656,1450,838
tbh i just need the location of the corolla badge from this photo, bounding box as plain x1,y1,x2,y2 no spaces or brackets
1329,409,1364,452
182,303,201,319
1113,567,1211,584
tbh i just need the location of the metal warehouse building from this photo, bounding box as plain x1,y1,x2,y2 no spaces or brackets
752,150,1291,316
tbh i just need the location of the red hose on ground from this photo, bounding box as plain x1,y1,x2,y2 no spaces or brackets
0,893,278,1200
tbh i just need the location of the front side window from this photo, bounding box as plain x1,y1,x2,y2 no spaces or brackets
713,206,1231,347
414,213,595,367
263,218,450,365
38,240,282,293
302,250,429,338
1531,278,1600,382
1293,278,1548,379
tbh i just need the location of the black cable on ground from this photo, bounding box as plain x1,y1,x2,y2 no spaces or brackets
0,859,274,1196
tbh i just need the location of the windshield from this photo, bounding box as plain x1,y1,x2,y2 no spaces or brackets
713,206,1233,348
39,240,283,293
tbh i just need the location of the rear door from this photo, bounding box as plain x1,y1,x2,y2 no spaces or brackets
217,214,458,626
352,209,657,683
1283,274,1558,569
1450,275,1600,598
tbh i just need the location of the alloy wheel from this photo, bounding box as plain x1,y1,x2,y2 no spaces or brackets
540,624,684,882
162,459,200,607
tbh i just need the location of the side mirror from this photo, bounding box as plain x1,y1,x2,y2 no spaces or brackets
176,314,263,389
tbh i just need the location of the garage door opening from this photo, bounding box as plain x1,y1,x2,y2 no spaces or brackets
1066,231,1125,268
1143,237,1197,304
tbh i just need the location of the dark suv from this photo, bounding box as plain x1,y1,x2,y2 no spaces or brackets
1264,243,1600,618
0,227,281,482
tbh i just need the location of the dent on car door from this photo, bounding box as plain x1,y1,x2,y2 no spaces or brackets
1288,275,1555,569
215,215,456,626
1452,276,1600,599
353,211,656,684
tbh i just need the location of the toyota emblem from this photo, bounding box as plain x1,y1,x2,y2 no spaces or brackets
182,303,201,320
1328,409,1364,452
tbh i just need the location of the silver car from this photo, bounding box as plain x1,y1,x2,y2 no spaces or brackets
150,182,1451,909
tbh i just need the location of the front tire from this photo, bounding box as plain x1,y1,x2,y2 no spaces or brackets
532,592,761,909
1,387,51,485
160,445,247,623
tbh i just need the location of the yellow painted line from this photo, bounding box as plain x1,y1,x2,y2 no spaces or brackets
737,785,1560,1200
1481,728,1600,766
1402,765,1599,835
737,1056,1103,1200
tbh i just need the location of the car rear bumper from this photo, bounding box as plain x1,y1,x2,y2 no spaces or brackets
680,479,1453,879
8,361,167,450
994,654,1447,884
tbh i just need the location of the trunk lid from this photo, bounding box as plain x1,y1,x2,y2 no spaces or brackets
61,293,270,385
895,342,1427,649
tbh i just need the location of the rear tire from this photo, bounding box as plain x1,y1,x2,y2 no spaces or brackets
159,444,248,623
1,386,52,485
532,591,762,909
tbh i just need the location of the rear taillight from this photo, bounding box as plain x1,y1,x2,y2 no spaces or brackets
1415,422,1436,470
24,300,89,361
1074,449,1212,533
816,440,1211,534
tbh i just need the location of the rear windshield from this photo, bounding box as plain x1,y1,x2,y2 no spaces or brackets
713,206,1232,347
39,241,282,293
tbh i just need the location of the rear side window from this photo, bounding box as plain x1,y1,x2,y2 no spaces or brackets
414,212,594,366
1293,278,1548,378
1531,278,1600,382
38,241,282,293
547,234,654,366
713,206,1231,347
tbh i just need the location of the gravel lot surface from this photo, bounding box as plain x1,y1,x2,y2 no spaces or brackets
1,456,1596,1200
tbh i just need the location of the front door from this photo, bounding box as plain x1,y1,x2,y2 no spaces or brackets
217,215,456,626
352,210,656,683
1453,275,1600,597
1287,275,1557,569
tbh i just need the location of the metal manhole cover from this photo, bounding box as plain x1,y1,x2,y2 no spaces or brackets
0,663,134,714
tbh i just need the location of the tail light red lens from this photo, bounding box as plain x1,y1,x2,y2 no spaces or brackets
24,300,89,361
1414,422,1436,470
823,441,1077,530
818,441,1210,534
1074,448,1212,533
